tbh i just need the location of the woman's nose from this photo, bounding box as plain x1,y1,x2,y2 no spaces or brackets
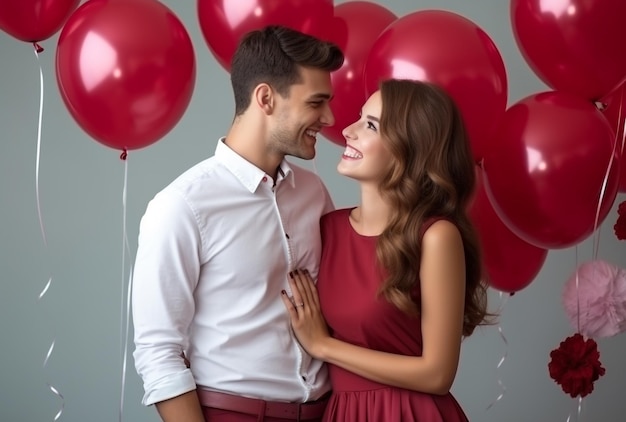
342,122,356,140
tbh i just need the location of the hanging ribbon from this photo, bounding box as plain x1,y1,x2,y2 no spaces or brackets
485,291,510,411
563,85,624,422
33,43,64,421
118,154,134,422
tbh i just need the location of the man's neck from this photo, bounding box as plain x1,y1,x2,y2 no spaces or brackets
224,119,283,178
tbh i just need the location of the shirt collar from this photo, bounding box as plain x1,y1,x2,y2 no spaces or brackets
215,138,295,193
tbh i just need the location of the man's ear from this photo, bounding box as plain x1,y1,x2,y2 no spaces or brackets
253,83,274,115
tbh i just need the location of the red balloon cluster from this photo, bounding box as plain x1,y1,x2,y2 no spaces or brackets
5,0,621,292
56,0,196,152
475,0,625,261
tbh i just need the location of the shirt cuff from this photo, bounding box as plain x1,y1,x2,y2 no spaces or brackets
142,369,197,406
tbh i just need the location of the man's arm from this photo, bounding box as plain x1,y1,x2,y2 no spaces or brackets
155,391,205,422
132,190,202,413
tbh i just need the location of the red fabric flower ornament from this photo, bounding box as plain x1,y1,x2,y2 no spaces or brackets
615,201,626,240
548,333,606,398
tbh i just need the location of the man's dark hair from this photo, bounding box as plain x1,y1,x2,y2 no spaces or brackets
230,25,344,115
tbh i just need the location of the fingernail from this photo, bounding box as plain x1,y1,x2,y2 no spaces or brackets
281,290,286,295
289,272,293,278
294,269,299,275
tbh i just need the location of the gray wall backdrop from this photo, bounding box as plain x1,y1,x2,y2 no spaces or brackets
1,1,624,421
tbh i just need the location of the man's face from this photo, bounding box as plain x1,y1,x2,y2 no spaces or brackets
268,66,335,160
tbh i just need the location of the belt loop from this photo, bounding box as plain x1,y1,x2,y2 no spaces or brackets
257,399,266,422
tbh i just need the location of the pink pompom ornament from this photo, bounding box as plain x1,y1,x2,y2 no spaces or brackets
562,260,626,338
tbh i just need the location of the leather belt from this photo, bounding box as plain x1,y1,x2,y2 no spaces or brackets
197,389,329,421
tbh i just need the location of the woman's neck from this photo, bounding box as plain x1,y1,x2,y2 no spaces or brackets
352,184,391,236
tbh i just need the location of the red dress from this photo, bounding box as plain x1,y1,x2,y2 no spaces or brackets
317,208,469,422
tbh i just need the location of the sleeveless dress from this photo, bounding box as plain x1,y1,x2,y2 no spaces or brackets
317,208,469,422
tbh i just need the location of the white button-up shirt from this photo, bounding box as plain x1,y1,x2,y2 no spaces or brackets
132,139,333,406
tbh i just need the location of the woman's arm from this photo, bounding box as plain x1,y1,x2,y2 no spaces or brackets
282,220,466,394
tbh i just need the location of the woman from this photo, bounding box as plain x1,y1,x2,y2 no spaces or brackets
281,79,492,421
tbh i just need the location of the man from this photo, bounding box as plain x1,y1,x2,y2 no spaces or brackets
131,25,344,422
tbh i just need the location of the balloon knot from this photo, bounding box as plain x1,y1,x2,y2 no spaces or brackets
33,43,44,53
120,149,128,160
594,101,607,111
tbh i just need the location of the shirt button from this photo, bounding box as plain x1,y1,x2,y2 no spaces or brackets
262,176,267,182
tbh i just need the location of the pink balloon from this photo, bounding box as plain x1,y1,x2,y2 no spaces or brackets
321,1,396,146
511,0,626,100
483,91,620,249
599,83,626,193
363,10,508,163
0,0,79,43
197,0,333,72
56,0,196,152
469,167,548,293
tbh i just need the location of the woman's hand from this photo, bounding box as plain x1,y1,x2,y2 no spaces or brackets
281,269,330,360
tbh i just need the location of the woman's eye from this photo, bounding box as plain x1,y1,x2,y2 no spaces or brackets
367,121,377,131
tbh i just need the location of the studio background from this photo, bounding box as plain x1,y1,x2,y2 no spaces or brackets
1,1,624,421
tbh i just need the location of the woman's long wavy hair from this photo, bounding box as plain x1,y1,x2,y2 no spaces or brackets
376,79,490,336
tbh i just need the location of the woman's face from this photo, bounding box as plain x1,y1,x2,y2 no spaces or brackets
337,90,393,183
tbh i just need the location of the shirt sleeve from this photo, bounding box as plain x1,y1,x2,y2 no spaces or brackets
132,189,201,405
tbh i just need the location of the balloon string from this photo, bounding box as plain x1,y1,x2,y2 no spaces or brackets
592,83,624,261
34,46,47,250
620,86,626,159
118,156,134,422
573,247,587,422
565,85,623,422
485,291,509,411
33,44,64,421
566,396,584,422
574,246,581,334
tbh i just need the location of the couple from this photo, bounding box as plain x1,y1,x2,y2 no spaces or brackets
132,25,490,422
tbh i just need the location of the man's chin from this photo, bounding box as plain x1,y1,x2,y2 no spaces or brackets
291,148,316,161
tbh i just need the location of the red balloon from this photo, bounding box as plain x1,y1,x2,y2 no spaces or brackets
600,83,626,193
511,0,626,101
363,10,508,163
483,91,620,249
321,1,396,146
0,0,79,43
197,0,334,72
469,167,548,293
56,0,196,151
